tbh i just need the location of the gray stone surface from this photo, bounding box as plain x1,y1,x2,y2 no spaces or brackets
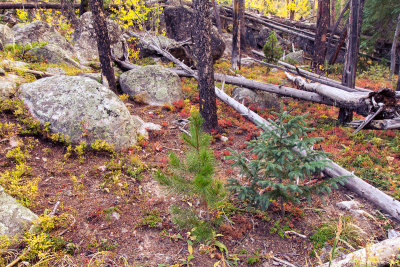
8,20,74,56
336,200,360,211
0,24,14,50
20,76,140,150
46,67,67,75
0,78,17,100
232,87,279,109
1,59,29,69
120,65,183,106
136,34,187,60
26,44,81,68
74,12,128,64
281,50,304,64
0,185,38,237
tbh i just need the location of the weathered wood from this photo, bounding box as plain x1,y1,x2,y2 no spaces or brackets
125,33,400,222
390,12,400,79
0,2,80,9
326,0,350,53
211,0,222,34
349,118,400,130
313,0,330,69
353,104,384,133
322,237,400,266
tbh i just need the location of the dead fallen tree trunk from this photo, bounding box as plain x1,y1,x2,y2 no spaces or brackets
286,72,400,119
0,2,80,9
123,32,400,222
322,236,400,266
348,118,400,130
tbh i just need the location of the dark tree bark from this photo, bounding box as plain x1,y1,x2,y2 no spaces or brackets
339,0,365,123
79,0,89,16
193,0,218,131
89,0,118,94
61,0,79,28
313,0,330,70
231,0,245,70
330,0,336,26
390,12,400,79
211,0,222,34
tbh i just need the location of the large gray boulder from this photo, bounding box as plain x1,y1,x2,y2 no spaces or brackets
120,65,183,106
232,87,279,109
0,24,14,50
26,44,81,68
164,6,225,63
281,50,304,64
20,76,139,150
74,12,128,64
0,186,38,238
9,21,75,56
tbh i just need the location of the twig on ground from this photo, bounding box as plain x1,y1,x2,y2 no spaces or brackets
6,248,31,267
284,230,307,239
272,256,299,267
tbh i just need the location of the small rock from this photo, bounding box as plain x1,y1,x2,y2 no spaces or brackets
98,165,107,172
388,229,400,239
336,200,360,211
8,136,20,148
112,212,120,220
0,68,5,76
42,157,47,162
220,136,228,142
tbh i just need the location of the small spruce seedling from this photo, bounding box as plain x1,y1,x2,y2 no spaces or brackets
227,108,346,215
155,111,225,240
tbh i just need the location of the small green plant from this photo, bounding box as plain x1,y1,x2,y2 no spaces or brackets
135,208,162,229
155,111,226,242
91,139,115,154
227,107,347,215
262,31,283,67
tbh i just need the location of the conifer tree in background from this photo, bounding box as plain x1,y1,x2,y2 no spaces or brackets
227,108,346,216
263,31,283,70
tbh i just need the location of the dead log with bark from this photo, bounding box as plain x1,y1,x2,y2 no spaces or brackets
119,33,400,221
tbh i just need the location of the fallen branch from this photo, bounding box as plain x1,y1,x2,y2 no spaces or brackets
322,237,400,266
3,66,56,78
126,33,400,222
348,118,400,130
6,248,31,267
284,231,307,239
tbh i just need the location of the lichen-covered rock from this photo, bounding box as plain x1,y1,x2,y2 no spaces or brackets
0,24,14,50
0,78,17,100
120,65,183,106
20,76,139,150
26,44,81,68
9,20,75,56
0,186,38,238
74,12,128,64
281,50,304,64
232,87,279,109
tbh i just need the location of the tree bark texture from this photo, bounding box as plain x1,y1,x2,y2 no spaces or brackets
231,0,245,70
313,0,330,69
211,0,222,34
89,0,117,93
340,0,365,123
390,12,400,79
397,67,400,91
330,0,336,26
193,0,218,131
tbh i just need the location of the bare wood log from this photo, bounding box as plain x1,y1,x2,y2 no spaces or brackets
125,33,400,222
322,237,400,266
349,118,400,130
0,2,80,9
353,104,384,133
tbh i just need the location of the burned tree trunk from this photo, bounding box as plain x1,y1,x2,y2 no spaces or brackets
339,0,365,123
289,0,295,20
330,0,336,26
231,0,245,70
211,0,222,34
390,12,400,79
313,0,330,70
89,0,117,93
193,0,218,131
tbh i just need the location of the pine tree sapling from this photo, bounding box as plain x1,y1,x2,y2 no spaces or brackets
155,111,225,221
227,108,346,215
262,31,283,69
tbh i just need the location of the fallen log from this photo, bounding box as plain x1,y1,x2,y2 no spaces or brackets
322,237,400,266
348,118,400,130
0,2,80,9
286,72,400,118
123,32,400,222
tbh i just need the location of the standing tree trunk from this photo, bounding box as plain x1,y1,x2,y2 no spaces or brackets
289,0,295,20
389,12,400,79
313,0,330,70
339,0,365,123
79,0,89,16
330,0,336,26
193,0,218,131
211,0,222,34
89,0,118,94
231,0,245,70
397,67,400,91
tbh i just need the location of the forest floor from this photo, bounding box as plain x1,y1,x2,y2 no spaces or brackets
1,57,400,266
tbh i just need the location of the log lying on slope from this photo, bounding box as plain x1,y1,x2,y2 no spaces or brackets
123,32,400,222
